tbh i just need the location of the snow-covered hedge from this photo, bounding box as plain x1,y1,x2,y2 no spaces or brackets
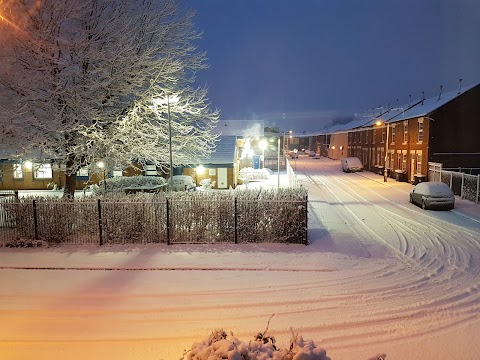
1,188,308,245
93,175,167,195
184,328,330,360
239,167,270,181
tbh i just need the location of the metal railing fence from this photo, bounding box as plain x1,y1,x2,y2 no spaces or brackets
0,196,308,246
428,162,480,204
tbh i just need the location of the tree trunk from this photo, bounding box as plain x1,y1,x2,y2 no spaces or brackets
63,159,77,199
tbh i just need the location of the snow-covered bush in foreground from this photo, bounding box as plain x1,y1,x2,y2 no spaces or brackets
184,329,330,360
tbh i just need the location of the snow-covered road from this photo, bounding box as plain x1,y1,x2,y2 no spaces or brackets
1,157,479,360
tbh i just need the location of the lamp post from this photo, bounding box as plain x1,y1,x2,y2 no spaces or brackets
376,120,389,182
97,161,106,191
259,139,268,169
167,94,173,190
153,94,179,191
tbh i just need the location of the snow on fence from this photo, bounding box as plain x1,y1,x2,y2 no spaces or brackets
428,162,480,204
0,189,308,246
286,158,300,188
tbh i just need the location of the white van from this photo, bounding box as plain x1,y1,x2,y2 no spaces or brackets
341,157,363,172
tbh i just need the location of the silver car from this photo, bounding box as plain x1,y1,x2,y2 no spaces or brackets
410,182,454,210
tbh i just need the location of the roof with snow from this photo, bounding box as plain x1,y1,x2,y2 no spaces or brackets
312,82,480,134
213,120,264,137
195,136,237,165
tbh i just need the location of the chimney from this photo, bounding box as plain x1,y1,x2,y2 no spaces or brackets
458,78,463,94
438,85,443,101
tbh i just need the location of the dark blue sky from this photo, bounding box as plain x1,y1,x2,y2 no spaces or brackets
185,0,480,132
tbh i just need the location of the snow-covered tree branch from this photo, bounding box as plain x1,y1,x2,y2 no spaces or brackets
0,0,219,197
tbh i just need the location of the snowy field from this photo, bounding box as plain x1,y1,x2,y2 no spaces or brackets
1,157,480,359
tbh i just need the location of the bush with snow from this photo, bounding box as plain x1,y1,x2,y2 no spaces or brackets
183,328,330,360
239,168,270,181
93,175,167,195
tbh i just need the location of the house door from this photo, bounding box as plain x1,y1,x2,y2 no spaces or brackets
410,153,415,182
217,168,228,189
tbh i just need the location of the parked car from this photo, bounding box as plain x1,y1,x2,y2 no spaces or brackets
341,157,363,172
289,151,299,159
308,150,316,157
410,182,455,210
169,175,196,191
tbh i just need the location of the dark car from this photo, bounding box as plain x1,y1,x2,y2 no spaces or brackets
410,182,454,210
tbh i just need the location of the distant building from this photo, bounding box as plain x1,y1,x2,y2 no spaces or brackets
310,81,480,182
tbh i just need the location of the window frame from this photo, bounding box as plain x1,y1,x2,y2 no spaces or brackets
33,163,53,180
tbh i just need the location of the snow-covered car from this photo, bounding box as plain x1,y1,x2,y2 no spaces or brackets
409,182,454,210
289,151,299,159
169,175,196,191
341,157,363,172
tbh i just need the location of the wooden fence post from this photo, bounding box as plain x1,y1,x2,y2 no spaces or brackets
304,195,308,245
476,175,479,204
98,199,103,246
166,199,170,245
32,200,38,241
234,197,238,244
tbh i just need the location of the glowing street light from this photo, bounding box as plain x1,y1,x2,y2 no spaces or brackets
259,139,268,168
375,120,389,182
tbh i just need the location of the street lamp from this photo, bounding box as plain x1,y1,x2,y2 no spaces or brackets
259,139,268,169
97,161,107,191
375,120,389,182
277,137,280,189
153,94,180,190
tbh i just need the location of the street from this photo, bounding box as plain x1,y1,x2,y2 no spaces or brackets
1,156,480,360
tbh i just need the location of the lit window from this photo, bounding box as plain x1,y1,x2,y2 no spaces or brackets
13,164,23,179
372,129,376,144
391,126,396,144
382,128,385,143
34,163,53,179
418,121,424,142
417,153,422,174
403,121,408,143
77,167,89,177
402,153,407,170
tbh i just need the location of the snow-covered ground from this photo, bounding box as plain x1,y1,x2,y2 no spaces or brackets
1,157,480,360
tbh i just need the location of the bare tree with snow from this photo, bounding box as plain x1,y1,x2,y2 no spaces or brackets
0,0,219,197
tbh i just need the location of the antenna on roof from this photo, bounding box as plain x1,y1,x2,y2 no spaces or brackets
408,94,411,106
396,98,399,108
438,85,443,101
458,78,463,94
421,91,425,105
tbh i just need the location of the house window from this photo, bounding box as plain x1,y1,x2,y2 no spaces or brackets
403,121,408,143
402,153,407,171
418,120,424,142
365,131,368,144
381,127,385,143
372,129,376,144
144,165,157,176
397,152,402,169
417,153,422,174
34,163,53,179
13,164,23,179
391,126,396,144
77,167,89,177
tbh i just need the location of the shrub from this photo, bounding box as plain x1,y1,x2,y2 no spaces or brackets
93,176,167,195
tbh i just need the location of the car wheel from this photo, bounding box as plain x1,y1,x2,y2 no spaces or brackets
422,199,427,210
409,195,414,204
